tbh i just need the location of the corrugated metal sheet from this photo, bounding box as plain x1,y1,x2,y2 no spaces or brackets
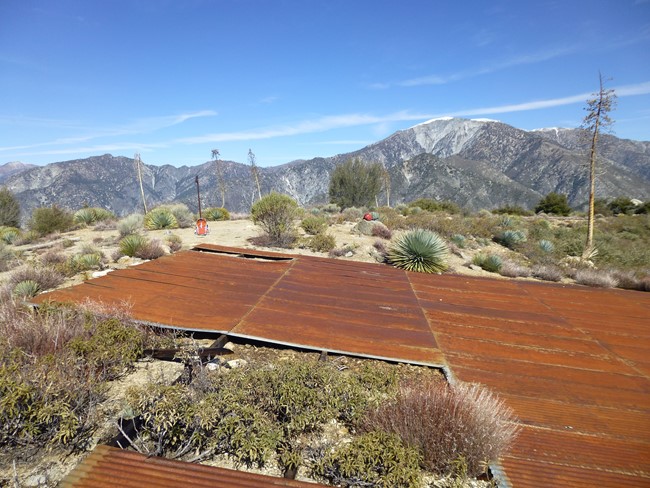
37,245,650,487
409,272,650,488
60,444,329,487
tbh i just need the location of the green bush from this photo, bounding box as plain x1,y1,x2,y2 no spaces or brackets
301,215,328,235
329,158,382,209
204,207,231,221
313,431,422,487
8,265,64,291
608,197,636,215
387,229,449,273
535,192,571,216
491,205,533,216
308,233,336,253
0,187,21,228
144,207,178,230
409,198,461,214
28,205,74,236
538,239,555,253
250,192,299,247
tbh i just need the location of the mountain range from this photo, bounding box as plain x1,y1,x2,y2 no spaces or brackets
2,117,649,220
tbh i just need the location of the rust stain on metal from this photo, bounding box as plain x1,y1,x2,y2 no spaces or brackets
37,245,650,487
60,444,329,487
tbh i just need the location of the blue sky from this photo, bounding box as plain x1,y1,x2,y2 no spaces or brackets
1,0,649,167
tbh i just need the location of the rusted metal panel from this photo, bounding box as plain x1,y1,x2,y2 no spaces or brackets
60,444,329,487
32,246,650,487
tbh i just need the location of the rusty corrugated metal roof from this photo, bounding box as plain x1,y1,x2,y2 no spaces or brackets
59,444,329,487
38,245,650,487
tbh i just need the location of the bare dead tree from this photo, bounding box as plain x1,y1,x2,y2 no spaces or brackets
581,72,616,259
212,149,225,208
381,163,391,207
134,153,147,214
248,149,262,202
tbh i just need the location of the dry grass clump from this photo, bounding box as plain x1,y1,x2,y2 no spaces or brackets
499,260,532,278
360,379,519,477
610,270,650,291
574,269,619,288
8,264,65,292
372,224,393,240
531,264,564,282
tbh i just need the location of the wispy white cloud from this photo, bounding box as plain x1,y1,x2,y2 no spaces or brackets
373,45,580,89
175,111,430,144
0,110,217,152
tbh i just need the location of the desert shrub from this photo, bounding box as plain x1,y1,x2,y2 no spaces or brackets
0,298,152,449
250,192,299,247
361,380,518,477
329,158,382,209
535,192,571,216
574,269,619,288
73,207,115,226
472,254,503,273
635,201,650,214
494,229,527,249
387,229,448,273
144,207,178,230
28,205,74,236
373,239,388,256
531,264,563,282
610,270,650,291
301,215,328,235
377,206,405,230
607,197,636,215
204,206,230,221
313,431,422,487
491,205,533,216
321,203,341,214
0,187,21,228
39,249,67,266
409,198,461,214
341,206,364,221
329,246,353,258
165,233,183,252
308,233,336,253
0,226,20,244
119,234,148,257
0,244,16,272
118,213,144,237
499,261,532,278
136,238,166,260
371,224,392,240
8,265,64,291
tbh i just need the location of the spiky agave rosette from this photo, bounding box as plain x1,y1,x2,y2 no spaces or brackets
387,229,449,273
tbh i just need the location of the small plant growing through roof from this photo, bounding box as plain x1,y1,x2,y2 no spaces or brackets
387,229,449,273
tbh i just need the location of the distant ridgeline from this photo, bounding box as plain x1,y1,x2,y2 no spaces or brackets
3,118,649,218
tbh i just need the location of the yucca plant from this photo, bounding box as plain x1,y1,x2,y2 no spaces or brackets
144,208,178,230
473,254,503,273
73,207,115,225
387,229,449,273
451,234,466,248
494,229,527,249
538,239,555,253
165,203,194,228
13,280,41,298
70,253,103,271
0,226,21,244
204,207,231,221
119,234,148,257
